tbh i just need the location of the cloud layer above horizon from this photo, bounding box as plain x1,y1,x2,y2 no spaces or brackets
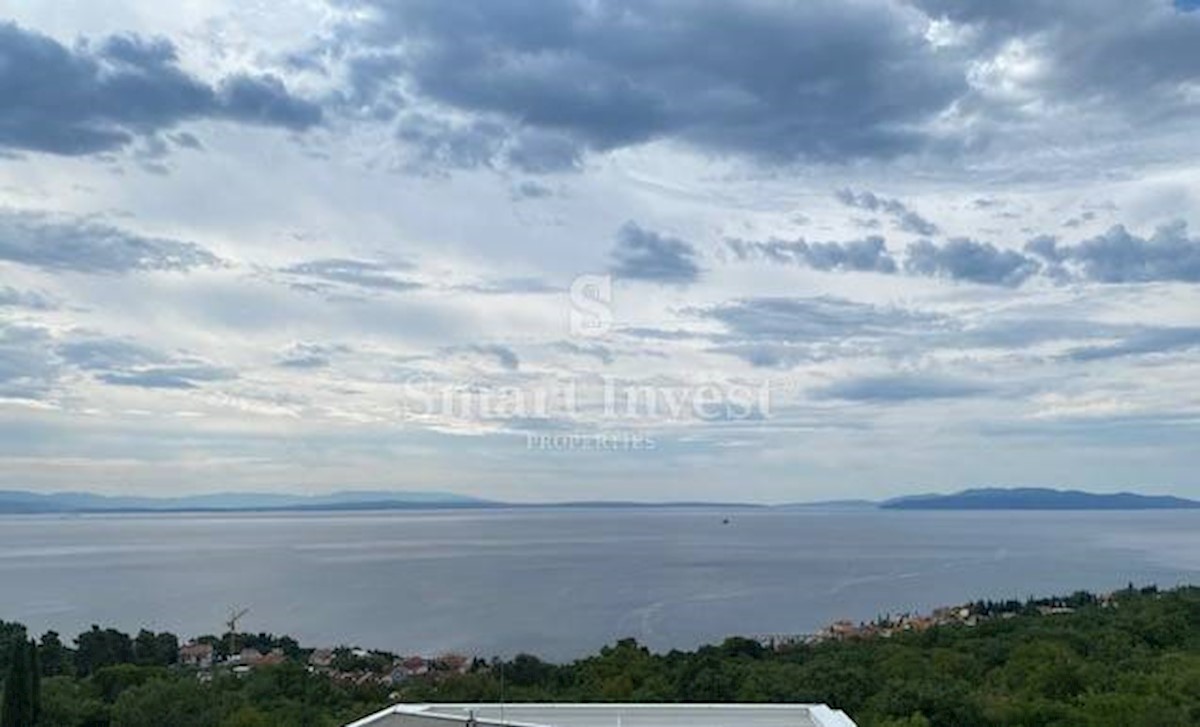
1,0,1198,501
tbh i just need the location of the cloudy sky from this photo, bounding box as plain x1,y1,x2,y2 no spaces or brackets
2,0,1199,502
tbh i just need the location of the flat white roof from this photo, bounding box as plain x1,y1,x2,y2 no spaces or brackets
346,703,857,727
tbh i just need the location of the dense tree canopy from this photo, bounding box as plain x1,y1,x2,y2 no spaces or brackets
405,586,1200,727
1,586,1197,727
1,638,38,727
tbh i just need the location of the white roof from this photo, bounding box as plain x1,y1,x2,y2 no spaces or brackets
346,703,857,727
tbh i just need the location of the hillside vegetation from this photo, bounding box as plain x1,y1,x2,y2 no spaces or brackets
2,586,1198,727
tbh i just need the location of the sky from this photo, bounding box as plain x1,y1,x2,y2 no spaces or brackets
1,0,1199,503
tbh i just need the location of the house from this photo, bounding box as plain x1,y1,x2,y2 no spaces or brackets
179,642,214,669
826,620,858,639
239,647,287,668
239,647,265,665
399,656,427,675
388,656,428,684
344,703,858,727
1038,605,1076,616
309,648,335,670
432,653,469,674
258,648,287,667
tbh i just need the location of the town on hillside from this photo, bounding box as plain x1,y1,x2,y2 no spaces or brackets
176,636,472,687
753,585,1140,649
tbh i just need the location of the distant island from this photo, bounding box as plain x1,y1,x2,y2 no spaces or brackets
0,489,496,514
881,487,1200,511
1,486,1197,514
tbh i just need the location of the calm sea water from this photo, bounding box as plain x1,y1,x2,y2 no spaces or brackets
1,509,1197,661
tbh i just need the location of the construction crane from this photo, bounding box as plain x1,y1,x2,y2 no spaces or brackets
226,607,250,660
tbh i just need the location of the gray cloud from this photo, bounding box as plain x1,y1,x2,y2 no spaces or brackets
0,23,320,156
556,342,615,365
280,258,422,293
912,0,1200,125
58,339,164,370
1065,327,1200,362
58,336,235,389
812,373,992,402
278,342,351,369
904,238,1041,287
1026,222,1200,283
395,113,509,171
980,411,1200,448
300,0,1200,179
835,189,940,236
0,323,57,400
725,236,897,273
693,296,1188,370
511,180,555,200
169,132,203,150
1061,211,1097,229
705,342,837,369
0,286,56,310
393,112,585,174
97,364,236,390
897,211,942,238
618,327,708,342
455,277,559,295
330,0,965,168
972,197,1005,209
0,211,222,274
504,129,583,173
610,222,701,284
215,74,322,130
458,343,520,371
947,318,1135,351
699,295,1200,369
699,297,947,343
6,328,239,398
736,219,1200,288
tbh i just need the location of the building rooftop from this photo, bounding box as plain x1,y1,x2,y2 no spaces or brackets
346,703,857,727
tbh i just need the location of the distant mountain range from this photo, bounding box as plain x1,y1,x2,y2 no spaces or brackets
0,489,494,514
0,487,1196,514
881,487,1200,511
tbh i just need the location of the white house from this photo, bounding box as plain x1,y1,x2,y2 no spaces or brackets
345,703,858,727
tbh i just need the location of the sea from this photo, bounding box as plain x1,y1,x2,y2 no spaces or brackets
1,508,1197,661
